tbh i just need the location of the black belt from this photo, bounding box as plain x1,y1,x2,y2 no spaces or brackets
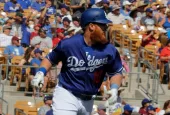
60,84,93,101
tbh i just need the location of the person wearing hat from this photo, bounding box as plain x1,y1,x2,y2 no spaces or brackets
102,0,111,14
38,95,53,115
0,25,12,47
122,104,134,115
155,4,166,23
72,16,82,34
92,0,103,8
30,24,41,40
65,26,75,38
59,3,72,23
128,8,141,30
4,36,24,59
62,17,71,30
141,8,158,27
107,5,126,24
31,28,52,49
31,0,45,12
146,105,156,115
120,1,132,19
139,98,152,115
52,28,65,48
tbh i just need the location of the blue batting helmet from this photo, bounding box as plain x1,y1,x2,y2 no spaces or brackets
80,8,111,28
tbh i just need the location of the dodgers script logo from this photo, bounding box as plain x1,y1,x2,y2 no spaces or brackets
67,52,108,72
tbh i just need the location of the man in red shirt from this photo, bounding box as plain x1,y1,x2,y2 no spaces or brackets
30,24,41,40
52,28,65,48
160,39,170,84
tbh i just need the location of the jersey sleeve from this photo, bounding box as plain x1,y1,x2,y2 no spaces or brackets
106,49,123,77
46,41,64,65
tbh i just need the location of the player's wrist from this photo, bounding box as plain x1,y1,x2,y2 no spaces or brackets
110,84,119,90
38,67,47,76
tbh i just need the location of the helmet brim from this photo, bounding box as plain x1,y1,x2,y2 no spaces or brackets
94,19,112,25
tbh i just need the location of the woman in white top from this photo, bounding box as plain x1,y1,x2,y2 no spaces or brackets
128,8,141,30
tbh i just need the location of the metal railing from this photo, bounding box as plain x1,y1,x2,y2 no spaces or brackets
0,97,8,115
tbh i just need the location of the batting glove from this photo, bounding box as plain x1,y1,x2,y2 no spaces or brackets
107,88,118,105
31,71,44,87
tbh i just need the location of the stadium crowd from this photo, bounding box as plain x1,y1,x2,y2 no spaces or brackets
1,0,170,114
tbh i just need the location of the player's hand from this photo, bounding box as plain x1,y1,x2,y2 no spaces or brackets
31,71,44,87
106,89,118,105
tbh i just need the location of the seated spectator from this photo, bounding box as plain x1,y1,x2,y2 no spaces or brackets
97,104,107,115
30,24,41,40
31,28,53,49
141,27,159,47
155,5,166,24
123,104,134,115
52,28,65,48
0,25,13,47
31,0,45,12
4,36,24,59
163,100,170,112
38,95,52,115
141,8,157,27
42,17,52,38
4,0,20,12
146,105,156,115
65,27,75,38
160,40,170,84
59,4,72,22
69,0,86,14
45,0,56,15
128,8,141,30
139,98,152,115
17,0,31,9
72,16,82,34
102,0,111,14
120,1,132,19
160,11,170,31
107,5,126,24
62,17,71,31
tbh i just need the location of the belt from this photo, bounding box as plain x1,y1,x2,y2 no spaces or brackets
59,84,93,101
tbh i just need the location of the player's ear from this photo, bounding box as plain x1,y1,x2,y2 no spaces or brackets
88,23,95,32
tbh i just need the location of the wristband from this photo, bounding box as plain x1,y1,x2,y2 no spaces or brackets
110,84,119,89
39,67,47,76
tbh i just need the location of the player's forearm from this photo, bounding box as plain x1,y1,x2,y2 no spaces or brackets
40,58,52,72
110,74,123,88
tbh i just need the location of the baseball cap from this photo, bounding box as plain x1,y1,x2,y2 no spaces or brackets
147,105,156,112
142,98,152,106
3,25,12,31
111,5,120,11
34,48,43,54
39,28,47,34
12,36,20,41
63,17,71,23
44,95,53,102
102,0,109,4
145,8,153,12
59,4,69,10
34,24,41,29
56,28,64,33
124,104,134,111
123,1,132,6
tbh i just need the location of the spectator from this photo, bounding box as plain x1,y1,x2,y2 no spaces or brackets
69,0,86,13
45,0,56,15
52,28,65,47
128,8,141,30
139,98,152,115
160,11,170,31
97,104,107,115
72,16,82,34
42,17,52,38
65,26,75,38
163,100,170,111
160,40,170,84
38,95,52,115
155,5,166,23
4,0,20,12
107,5,126,24
146,105,156,115
4,36,24,59
120,1,132,19
0,25,13,47
141,8,158,27
102,0,111,14
62,17,71,31
30,24,41,40
123,104,134,115
31,28,53,49
59,4,72,21
92,0,103,8
17,0,31,9
31,0,45,12
166,1,170,13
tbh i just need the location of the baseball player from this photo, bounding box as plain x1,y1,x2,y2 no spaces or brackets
31,8,123,115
